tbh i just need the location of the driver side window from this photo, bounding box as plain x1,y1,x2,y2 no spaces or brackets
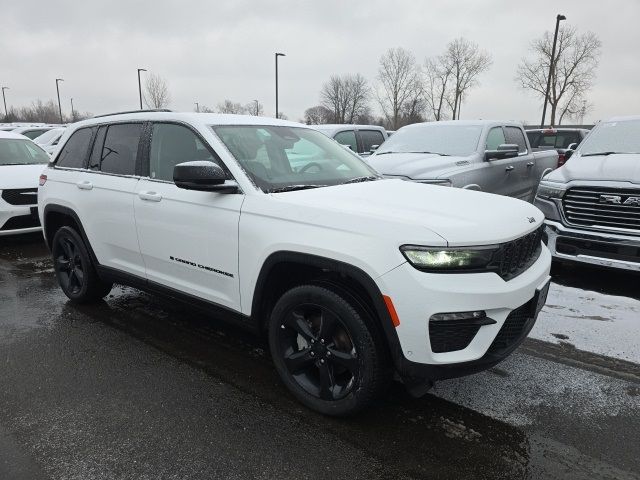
150,123,216,181
486,127,506,150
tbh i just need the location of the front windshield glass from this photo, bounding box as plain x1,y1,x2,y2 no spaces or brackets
34,128,64,144
212,125,378,192
375,123,483,157
0,139,50,165
579,120,640,155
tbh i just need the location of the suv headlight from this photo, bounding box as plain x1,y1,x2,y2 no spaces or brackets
536,182,566,199
416,179,452,187
400,245,496,271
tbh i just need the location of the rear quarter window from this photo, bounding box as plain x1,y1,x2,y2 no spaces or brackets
56,127,94,169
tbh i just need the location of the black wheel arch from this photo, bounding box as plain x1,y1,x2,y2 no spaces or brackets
42,204,99,265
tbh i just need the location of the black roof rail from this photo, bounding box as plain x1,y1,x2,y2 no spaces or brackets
92,109,172,119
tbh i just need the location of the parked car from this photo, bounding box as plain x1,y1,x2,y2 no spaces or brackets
39,111,551,416
11,125,57,140
34,127,66,155
310,124,388,157
368,120,558,201
534,116,640,272
0,131,49,235
526,127,590,167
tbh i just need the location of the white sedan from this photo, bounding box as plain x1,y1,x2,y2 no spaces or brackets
0,131,49,235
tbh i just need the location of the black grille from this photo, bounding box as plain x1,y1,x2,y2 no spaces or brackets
487,298,536,353
488,226,544,280
429,320,482,353
1,214,41,231
562,187,640,234
1,188,38,206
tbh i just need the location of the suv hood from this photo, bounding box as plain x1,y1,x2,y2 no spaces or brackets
546,153,640,184
271,179,543,246
368,153,471,179
0,164,46,190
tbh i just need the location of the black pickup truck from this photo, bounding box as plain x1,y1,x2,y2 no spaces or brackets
526,128,590,167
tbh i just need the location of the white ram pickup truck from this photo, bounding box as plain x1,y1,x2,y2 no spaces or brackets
39,111,551,415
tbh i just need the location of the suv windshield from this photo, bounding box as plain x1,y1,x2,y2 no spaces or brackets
212,125,378,192
0,139,50,165
579,120,640,156
375,124,482,157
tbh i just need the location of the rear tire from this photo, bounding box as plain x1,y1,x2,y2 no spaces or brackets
52,226,112,303
268,284,390,416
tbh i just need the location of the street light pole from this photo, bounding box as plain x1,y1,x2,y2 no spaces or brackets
195,102,199,112
137,68,147,109
253,99,259,116
55,78,64,123
540,14,566,128
275,53,285,119
70,98,75,121
1,87,8,121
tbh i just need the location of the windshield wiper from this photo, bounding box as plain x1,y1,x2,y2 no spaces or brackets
581,151,638,157
374,151,450,156
267,184,328,193
343,175,379,184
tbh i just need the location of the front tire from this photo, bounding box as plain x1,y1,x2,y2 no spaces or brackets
52,226,112,303
268,284,389,416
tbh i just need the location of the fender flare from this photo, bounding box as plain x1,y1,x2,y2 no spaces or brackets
42,204,100,265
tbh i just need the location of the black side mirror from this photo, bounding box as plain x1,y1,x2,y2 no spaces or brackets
173,161,238,193
485,143,519,161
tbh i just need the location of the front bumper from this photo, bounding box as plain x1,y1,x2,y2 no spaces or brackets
0,196,41,236
376,245,551,377
545,220,640,272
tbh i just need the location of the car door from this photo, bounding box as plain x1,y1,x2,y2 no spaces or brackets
75,122,146,277
503,126,534,200
357,129,386,157
480,126,518,197
133,122,243,310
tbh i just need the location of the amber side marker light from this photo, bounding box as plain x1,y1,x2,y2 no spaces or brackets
383,295,400,327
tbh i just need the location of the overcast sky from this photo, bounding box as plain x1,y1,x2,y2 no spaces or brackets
1,0,638,124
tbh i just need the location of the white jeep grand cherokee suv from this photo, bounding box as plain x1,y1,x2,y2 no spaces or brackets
39,111,551,416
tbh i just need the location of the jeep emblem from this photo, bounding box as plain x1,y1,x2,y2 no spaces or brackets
599,195,622,205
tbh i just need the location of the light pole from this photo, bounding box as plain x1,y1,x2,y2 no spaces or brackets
55,78,64,123
253,99,259,116
195,102,199,112
70,98,75,121
1,87,8,121
275,52,285,119
137,68,147,109
540,14,566,128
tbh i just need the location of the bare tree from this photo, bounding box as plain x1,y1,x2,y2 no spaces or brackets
444,38,492,120
217,100,247,114
320,74,370,124
376,47,422,129
4,99,91,123
304,105,333,124
423,56,454,121
516,27,601,126
143,73,171,109
198,105,215,113
246,100,264,116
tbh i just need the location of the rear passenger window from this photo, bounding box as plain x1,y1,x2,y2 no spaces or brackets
504,127,527,153
485,127,506,150
98,124,142,175
56,127,93,169
334,130,357,152
359,130,385,153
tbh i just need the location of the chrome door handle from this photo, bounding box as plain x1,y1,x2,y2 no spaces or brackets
527,162,535,167
505,165,514,172
76,180,93,190
138,191,162,202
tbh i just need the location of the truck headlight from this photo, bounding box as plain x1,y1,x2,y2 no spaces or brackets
416,179,452,187
536,182,566,199
400,245,496,271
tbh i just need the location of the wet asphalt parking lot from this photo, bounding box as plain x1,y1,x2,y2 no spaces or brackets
0,233,639,480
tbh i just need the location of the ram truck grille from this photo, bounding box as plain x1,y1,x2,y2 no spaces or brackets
562,187,640,233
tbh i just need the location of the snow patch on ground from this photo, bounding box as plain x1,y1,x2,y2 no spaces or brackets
530,282,640,363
